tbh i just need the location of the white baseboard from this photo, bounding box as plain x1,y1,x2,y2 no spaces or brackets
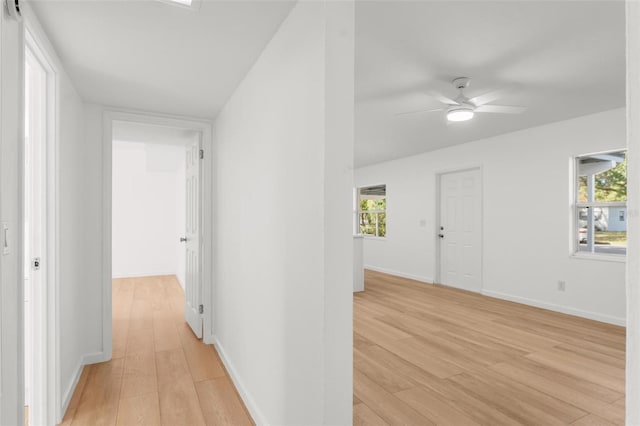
59,351,108,423
176,275,185,290
203,328,216,345
363,266,625,326
482,289,626,326
83,351,110,364
111,272,177,279
213,337,267,426
364,265,434,284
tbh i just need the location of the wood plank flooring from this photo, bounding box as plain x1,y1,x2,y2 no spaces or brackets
60,276,253,426
59,271,625,425
354,270,625,426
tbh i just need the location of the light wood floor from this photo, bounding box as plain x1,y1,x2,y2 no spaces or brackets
60,275,253,426
354,270,625,426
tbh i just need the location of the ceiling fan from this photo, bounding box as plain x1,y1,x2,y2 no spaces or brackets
397,77,526,122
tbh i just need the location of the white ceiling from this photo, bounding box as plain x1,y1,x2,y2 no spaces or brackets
355,0,626,167
30,0,625,168
29,0,295,118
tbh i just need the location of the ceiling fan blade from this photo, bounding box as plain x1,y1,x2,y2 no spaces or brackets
395,108,443,118
475,104,526,114
426,90,459,105
469,86,517,106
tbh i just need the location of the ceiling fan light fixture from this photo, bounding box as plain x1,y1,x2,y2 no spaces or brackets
157,0,197,9
447,106,474,122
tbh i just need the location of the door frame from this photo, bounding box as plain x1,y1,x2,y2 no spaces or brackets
102,109,215,352
434,165,484,290
22,13,59,426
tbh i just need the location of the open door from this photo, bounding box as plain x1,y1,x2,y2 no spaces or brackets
184,139,202,338
0,3,25,425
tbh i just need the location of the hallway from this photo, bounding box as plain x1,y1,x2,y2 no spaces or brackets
60,276,253,426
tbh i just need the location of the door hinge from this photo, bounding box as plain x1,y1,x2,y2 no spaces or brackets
199,304,204,314
199,149,204,160
32,257,40,271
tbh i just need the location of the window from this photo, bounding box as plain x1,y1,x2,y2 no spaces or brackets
357,185,386,237
575,150,627,256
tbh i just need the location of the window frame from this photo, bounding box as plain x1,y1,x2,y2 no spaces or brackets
356,184,387,239
572,149,627,259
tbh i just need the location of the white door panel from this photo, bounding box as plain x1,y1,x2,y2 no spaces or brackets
439,169,482,293
184,141,202,338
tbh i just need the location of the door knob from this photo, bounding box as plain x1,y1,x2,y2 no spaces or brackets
438,234,444,239
180,237,187,242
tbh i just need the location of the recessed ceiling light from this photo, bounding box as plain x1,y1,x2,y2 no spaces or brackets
447,106,474,122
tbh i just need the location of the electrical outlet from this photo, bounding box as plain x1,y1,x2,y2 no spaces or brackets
557,280,566,292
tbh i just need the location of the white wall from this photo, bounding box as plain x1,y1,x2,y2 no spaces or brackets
356,108,626,325
0,8,24,425
214,2,354,424
112,141,186,286
60,99,104,405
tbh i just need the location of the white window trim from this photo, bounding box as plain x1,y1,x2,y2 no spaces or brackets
575,201,627,208
571,252,626,263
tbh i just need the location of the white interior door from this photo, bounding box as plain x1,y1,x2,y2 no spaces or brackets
438,168,482,292
184,140,202,338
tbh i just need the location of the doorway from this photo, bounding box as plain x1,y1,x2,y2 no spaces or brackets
436,167,482,292
107,115,212,343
